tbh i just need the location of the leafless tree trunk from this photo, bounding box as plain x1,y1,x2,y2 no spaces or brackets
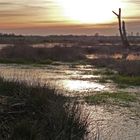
112,8,129,48
122,21,129,47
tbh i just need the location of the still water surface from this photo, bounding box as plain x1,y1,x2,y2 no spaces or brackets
0,64,139,96
0,64,111,96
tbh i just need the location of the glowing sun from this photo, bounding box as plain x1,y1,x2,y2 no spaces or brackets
57,0,124,24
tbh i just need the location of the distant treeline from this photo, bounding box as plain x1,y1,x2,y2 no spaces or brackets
0,33,140,45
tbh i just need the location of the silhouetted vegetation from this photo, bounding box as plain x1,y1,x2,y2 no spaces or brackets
86,45,140,55
91,58,140,76
0,77,89,140
0,45,86,63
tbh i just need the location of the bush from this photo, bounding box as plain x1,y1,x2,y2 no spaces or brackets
91,58,140,76
0,45,86,63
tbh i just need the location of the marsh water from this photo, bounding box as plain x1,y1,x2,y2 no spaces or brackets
0,64,112,96
0,63,140,139
0,63,139,95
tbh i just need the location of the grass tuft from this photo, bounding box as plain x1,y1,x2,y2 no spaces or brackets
85,92,138,106
111,75,140,86
0,78,89,140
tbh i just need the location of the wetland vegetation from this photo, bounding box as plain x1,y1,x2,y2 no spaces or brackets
0,77,89,140
0,35,140,139
85,91,138,106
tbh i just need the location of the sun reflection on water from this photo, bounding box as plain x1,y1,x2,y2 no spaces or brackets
62,80,106,92
0,64,111,94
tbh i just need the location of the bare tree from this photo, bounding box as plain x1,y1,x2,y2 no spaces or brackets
112,8,129,48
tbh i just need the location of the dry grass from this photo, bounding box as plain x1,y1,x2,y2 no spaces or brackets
0,77,89,140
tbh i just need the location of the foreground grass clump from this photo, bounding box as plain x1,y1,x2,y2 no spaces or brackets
85,92,138,106
0,77,88,140
111,75,140,86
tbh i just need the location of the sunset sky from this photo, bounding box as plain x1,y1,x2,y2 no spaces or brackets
0,0,140,35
